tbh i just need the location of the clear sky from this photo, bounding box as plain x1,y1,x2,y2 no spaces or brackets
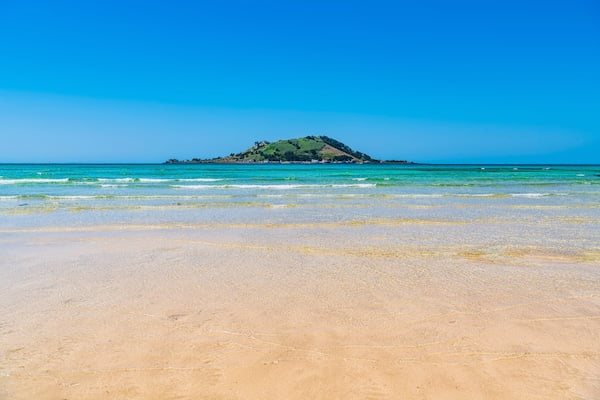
0,0,598,163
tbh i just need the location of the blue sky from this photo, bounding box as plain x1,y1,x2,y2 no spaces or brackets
0,0,598,163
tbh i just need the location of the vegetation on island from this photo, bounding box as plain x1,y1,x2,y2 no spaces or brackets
166,136,412,164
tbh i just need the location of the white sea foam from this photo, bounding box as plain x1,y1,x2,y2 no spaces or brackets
172,183,376,190
178,178,224,182
105,178,224,183
172,184,214,189
511,193,550,198
576,174,585,177
98,178,135,183
352,177,368,181
332,184,376,188
454,193,503,197
138,178,171,182
51,195,98,200
0,178,69,184
36,195,233,200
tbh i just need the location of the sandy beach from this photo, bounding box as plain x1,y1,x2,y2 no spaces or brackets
2,211,599,399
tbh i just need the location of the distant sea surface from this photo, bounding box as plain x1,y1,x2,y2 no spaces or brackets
1,164,599,229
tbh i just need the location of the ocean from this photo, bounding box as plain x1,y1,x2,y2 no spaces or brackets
1,163,598,230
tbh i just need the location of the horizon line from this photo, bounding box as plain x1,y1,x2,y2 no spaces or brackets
1,162,599,166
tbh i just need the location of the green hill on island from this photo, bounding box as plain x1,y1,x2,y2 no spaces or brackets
167,136,395,163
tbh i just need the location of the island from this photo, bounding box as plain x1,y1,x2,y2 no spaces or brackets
165,135,412,164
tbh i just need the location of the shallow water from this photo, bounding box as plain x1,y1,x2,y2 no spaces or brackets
1,164,598,228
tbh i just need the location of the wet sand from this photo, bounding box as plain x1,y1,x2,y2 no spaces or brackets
1,219,599,399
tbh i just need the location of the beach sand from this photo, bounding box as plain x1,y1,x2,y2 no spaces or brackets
1,219,599,399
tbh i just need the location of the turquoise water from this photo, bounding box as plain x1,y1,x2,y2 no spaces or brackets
1,164,599,229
